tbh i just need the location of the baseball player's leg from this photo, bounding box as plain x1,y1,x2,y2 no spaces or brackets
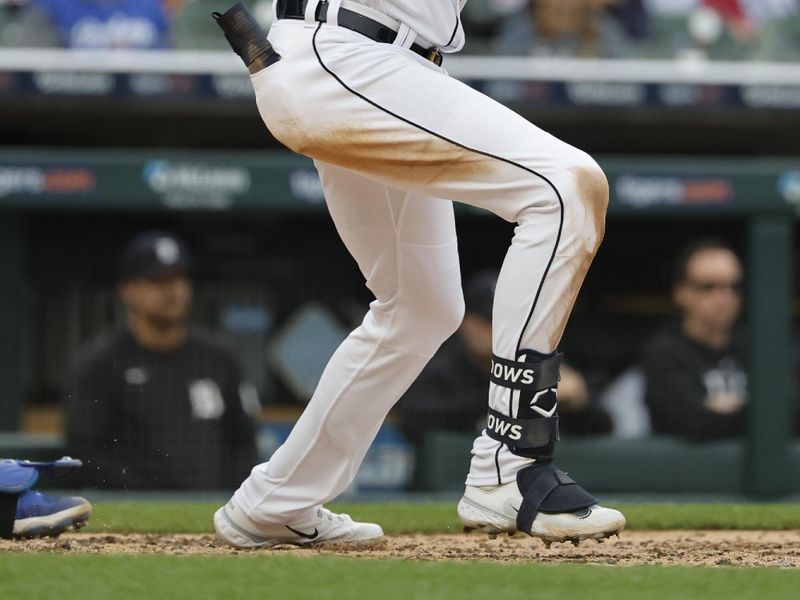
232,19,622,541
216,163,463,547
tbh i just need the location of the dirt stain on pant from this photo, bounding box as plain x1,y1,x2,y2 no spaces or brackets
544,165,609,349
293,124,497,189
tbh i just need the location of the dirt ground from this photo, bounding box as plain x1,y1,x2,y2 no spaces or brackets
2,530,799,567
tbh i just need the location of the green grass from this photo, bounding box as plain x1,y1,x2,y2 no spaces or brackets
6,502,800,599
82,501,800,534
1,554,799,600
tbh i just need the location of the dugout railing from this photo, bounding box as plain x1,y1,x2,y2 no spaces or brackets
0,149,797,496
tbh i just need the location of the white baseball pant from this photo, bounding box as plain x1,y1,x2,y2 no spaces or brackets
233,16,608,525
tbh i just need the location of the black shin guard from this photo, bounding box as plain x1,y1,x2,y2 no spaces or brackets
213,3,280,71
486,350,561,459
486,351,598,531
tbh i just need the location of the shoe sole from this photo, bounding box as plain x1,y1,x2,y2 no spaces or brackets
458,497,624,547
217,533,385,550
12,503,92,539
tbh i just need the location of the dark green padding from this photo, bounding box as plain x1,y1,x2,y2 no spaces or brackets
6,430,800,495
416,432,755,494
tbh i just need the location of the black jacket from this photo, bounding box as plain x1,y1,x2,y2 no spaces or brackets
64,327,257,490
642,323,746,441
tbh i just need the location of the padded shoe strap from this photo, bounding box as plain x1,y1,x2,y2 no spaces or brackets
515,463,597,533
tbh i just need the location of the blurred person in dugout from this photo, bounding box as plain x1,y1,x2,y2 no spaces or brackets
9,0,185,49
530,0,629,56
466,0,647,58
640,238,800,441
397,270,611,487
64,231,258,490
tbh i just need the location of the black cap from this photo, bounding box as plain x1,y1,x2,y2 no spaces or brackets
118,231,192,281
464,270,498,320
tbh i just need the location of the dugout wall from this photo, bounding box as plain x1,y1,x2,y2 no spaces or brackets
0,149,797,496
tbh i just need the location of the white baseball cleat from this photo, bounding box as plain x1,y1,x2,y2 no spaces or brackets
214,500,384,549
458,479,625,546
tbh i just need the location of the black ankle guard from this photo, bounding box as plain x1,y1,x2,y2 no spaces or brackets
515,463,597,533
213,3,280,70
487,351,561,458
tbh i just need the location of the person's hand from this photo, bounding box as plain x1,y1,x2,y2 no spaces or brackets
703,392,745,415
557,364,590,412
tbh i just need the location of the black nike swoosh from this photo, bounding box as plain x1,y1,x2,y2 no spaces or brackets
286,525,319,540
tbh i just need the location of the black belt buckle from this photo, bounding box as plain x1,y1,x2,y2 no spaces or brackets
427,47,443,67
